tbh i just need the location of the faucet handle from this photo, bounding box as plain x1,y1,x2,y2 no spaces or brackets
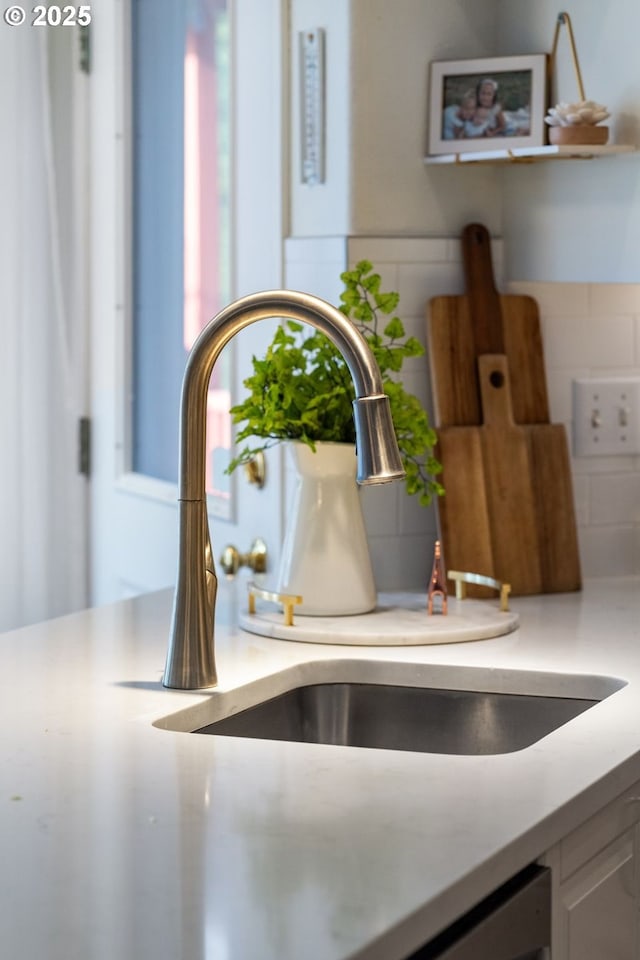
220,538,268,577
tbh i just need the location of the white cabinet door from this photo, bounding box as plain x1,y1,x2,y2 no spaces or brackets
557,827,639,960
544,783,640,960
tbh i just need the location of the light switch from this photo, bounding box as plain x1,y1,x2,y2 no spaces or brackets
573,378,640,456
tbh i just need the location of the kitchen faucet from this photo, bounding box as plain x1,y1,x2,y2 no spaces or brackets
163,290,406,690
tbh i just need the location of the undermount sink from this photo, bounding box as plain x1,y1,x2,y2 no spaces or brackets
192,682,599,755
154,661,626,756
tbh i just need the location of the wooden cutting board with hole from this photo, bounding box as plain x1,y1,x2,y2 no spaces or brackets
428,223,550,427
436,355,581,596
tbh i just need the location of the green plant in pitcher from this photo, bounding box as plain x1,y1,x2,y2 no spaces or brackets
227,260,443,505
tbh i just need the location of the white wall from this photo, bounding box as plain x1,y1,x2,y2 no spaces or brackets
290,0,640,273
349,0,503,237
289,0,503,239
499,0,640,281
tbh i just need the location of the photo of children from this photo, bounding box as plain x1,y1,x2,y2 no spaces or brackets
441,70,532,141
441,89,477,140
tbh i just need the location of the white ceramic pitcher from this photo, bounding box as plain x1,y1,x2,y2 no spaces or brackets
276,441,377,616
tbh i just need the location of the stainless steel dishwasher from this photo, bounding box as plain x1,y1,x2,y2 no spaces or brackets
407,864,551,959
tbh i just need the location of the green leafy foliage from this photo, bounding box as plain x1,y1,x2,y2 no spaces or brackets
227,261,443,505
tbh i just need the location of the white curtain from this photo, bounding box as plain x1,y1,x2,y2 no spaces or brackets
0,27,87,631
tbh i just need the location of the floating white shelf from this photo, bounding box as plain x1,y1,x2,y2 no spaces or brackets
424,144,636,165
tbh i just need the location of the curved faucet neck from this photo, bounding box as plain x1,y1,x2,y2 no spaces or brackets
164,289,403,690
178,290,385,503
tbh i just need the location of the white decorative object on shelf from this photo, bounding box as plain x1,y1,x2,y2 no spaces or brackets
545,100,610,128
545,100,610,146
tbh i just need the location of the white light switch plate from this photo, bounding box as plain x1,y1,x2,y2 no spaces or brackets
573,378,640,457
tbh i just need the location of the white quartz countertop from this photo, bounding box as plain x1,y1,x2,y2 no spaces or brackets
3,578,640,960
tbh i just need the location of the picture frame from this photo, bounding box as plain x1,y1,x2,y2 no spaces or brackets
427,54,547,156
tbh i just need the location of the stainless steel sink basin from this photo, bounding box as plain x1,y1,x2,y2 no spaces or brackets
191,681,599,755
154,661,626,756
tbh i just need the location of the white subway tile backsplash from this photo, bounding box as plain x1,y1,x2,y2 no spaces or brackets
445,239,463,263
398,263,465,312
508,281,590,316
401,315,429,340
579,526,639,578
589,474,640,526
367,534,431,592
398,488,437,538
360,484,400,538
444,237,504,280
545,369,576,424
284,238,348,305
589,284,640,316
588,367,640,380
572,474,590,527
286,262,346,304
543,315,635,369
572,453,639,475
393,358,433,399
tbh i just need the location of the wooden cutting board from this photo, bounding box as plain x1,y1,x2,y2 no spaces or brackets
526,422,582,594
428,223,550,427
436,355,581,596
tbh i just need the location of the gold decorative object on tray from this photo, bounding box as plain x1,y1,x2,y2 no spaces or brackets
247,582,303,627
448,570,511,612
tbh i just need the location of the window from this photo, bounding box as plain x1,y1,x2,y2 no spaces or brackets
131,0,231,500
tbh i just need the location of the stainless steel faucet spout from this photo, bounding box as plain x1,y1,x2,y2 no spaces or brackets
163,290,405,690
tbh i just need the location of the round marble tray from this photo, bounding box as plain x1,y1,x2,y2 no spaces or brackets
238,591,519,646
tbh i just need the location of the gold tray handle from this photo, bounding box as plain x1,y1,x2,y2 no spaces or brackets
247,582,303,626
447,571,511,612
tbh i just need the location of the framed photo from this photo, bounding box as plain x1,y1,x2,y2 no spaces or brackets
428,54,547,156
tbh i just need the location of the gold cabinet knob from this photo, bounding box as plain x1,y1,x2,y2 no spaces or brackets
219,537,268,577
